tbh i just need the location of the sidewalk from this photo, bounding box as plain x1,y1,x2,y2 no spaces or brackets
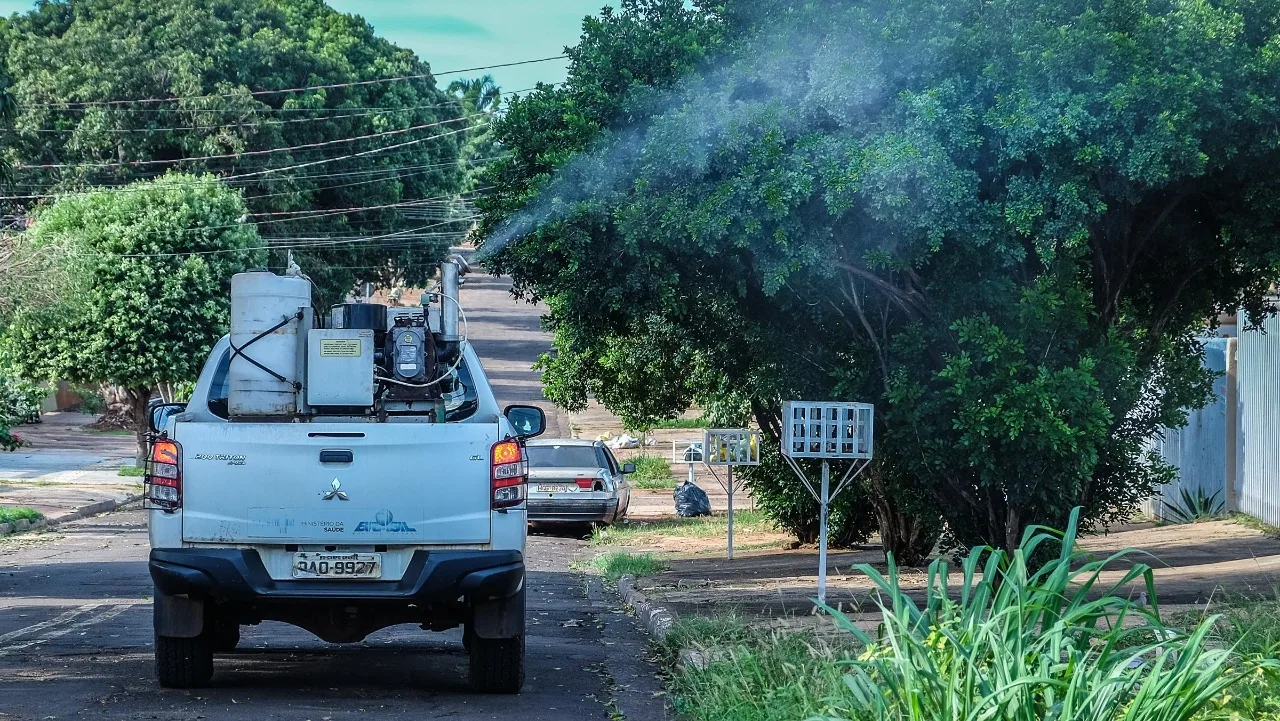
614,519,1280,637
0,412,141,524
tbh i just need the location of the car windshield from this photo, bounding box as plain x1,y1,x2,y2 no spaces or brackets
527,445,602,469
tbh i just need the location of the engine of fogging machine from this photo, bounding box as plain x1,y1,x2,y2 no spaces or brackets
227,260,465,421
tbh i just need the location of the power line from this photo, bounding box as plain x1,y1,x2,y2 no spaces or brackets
13,117,473,170
0,127,488,201
21,86,543,128
216,125,481,182
24,58,566,109
23,103,457,132
84,217,478,258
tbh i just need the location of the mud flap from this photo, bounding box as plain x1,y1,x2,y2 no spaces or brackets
472,584,525,639
154,591,205,638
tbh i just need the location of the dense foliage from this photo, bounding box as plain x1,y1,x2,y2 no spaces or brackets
477,0,1280,554
2,173,264,461
0,375,43,450
0,0,471,304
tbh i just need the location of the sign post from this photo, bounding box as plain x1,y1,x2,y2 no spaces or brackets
702,429,760,559
780,401,874,604
672,439,703,486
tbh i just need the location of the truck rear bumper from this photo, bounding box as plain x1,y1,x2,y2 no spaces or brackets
150,548,524,603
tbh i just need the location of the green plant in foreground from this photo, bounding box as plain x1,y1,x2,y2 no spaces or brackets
0,506,44,524
591,551,665,581
828,507,1269,721
1162,488,1226,524
664,617,856,721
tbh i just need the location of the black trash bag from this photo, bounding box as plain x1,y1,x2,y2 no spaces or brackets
673,481,712,518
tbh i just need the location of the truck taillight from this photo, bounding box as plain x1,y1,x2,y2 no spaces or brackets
491,440,527,510
145,439,182,511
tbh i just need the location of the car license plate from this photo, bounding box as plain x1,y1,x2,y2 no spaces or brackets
535,484,575,494
292,552,381,579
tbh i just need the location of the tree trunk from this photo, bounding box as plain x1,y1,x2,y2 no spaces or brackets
126,386,152,467
95,384,135,429
872,489,941,566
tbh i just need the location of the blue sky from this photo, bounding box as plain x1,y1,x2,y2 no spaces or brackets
0,0,607,93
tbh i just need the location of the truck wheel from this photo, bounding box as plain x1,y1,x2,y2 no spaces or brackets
209,620,240,653
155,633,214,688
468,635,524,693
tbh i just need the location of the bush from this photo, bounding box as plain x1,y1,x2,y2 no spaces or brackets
741,441,878,547
630,455,676,489
0,376,45,450
1162,487,1226,523
829,507,1268,721
72,385,105,415
0,506,44,524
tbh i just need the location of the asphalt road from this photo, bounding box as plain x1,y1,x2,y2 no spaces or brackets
0,275,670,720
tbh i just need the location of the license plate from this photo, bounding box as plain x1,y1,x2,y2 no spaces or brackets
292,552,382,579
535,484,575,494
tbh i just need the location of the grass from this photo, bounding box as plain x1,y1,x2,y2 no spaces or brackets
630,455,677,489
661,616,860,721
590,509,775,546
117,465,144,477
88,429,133,436
590,551,666,581
0,506,44,525
1232,512,1280,538
656,509,1280,721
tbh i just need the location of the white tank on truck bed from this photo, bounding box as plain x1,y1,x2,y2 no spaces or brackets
228,271,310,417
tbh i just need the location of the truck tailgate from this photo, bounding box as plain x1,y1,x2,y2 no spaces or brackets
176,422,497,545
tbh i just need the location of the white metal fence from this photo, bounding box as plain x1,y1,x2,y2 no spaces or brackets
1236,308,1280,526
1143,305,1278,524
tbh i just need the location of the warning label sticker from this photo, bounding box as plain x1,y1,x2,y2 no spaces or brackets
319,339,363,357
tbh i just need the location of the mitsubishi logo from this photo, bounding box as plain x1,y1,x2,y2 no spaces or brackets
321,478,349,501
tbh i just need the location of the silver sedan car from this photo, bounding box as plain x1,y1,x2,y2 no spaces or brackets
525,439,634,525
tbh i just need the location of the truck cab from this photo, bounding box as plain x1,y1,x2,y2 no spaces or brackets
144,264,541,693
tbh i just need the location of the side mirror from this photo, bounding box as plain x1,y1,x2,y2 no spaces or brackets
622,463,637,475
503,404,546,439
148,402,187,434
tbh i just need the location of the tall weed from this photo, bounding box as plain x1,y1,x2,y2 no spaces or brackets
827,508,1270,721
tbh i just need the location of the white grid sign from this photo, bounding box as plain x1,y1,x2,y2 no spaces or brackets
782,401,874,459
703,429,761,466
673,440,704,464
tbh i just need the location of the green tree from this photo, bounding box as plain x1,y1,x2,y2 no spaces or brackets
0,0,472,305
449,75,505,193
478,0,1280,555
2,173,265,462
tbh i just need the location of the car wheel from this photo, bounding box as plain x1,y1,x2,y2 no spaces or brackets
468,635,524,693
155,633,214,688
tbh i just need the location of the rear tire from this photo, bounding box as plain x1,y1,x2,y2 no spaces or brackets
468,635,524,693
155,633,214,688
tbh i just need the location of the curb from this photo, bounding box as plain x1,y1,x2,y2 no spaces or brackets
617,574,677,641
0,517,48,538
0,494,143,538
49,494,143,526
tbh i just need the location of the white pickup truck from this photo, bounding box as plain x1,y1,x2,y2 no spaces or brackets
144,262,544,693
